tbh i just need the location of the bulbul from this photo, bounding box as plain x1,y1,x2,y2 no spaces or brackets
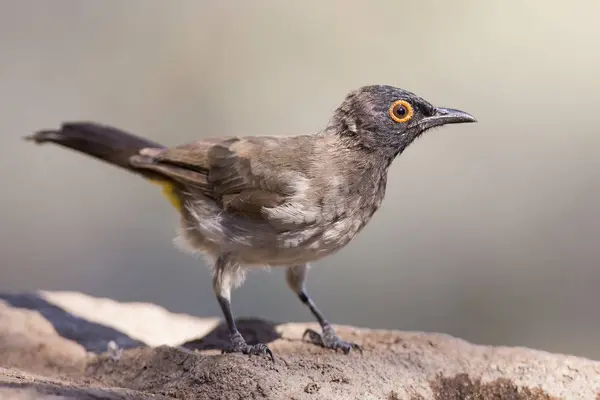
25,85,476,361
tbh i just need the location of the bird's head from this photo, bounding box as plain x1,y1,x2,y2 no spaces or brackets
330,85,476,160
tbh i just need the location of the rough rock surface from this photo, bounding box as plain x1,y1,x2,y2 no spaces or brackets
0,291,598,399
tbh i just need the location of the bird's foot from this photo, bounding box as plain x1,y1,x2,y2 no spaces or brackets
302,324,362,354
221,332,274,362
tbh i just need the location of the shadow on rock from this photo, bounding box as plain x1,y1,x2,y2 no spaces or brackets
180,317,280,351
0,292,146,353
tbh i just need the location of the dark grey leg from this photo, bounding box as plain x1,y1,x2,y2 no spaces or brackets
286,264,361,354
213,255,273,361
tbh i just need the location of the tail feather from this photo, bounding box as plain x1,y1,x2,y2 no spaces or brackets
25,122,167,179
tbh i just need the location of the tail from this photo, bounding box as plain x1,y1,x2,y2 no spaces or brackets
25,122,184,210
24,122,166,180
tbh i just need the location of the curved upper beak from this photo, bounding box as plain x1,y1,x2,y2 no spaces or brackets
417,107,477,131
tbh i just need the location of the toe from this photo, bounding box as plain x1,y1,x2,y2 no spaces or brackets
335,340,351,354
264,346,275,363
248,344,275,362
338,340,362,354
223,343,275,362
302,328,324,346
302,326,362,355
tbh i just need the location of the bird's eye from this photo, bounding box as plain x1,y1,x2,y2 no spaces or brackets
389,100,414,123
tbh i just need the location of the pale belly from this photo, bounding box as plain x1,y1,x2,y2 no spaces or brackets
175,202,370,267
238,215,368,265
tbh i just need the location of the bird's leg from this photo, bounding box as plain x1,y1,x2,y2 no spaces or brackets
213,254,274,361
286,264,361,354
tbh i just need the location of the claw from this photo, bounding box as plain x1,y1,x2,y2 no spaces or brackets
302,328,323,345
302,326,362,354
221,334,275,362
264,347,275,363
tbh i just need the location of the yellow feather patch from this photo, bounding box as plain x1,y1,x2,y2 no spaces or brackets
147,179,183,211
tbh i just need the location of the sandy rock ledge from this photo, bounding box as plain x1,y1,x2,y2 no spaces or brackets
0,291,598,399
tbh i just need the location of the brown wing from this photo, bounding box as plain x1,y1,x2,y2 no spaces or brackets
128,136,297,218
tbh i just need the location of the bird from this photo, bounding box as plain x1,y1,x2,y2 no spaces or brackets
24,85,476,362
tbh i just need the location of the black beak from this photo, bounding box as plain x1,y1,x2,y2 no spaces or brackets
417,107,477,131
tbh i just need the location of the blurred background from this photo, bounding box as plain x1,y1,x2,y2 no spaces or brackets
2,0,600,359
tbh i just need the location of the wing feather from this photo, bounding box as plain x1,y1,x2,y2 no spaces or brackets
129,136,306,221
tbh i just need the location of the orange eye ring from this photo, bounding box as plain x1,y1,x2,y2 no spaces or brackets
389,100,414,123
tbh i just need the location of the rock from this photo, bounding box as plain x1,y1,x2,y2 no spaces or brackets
36,291,220,348
0,291,598,399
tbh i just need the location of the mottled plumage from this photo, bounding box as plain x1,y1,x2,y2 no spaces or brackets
25,85,476,360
